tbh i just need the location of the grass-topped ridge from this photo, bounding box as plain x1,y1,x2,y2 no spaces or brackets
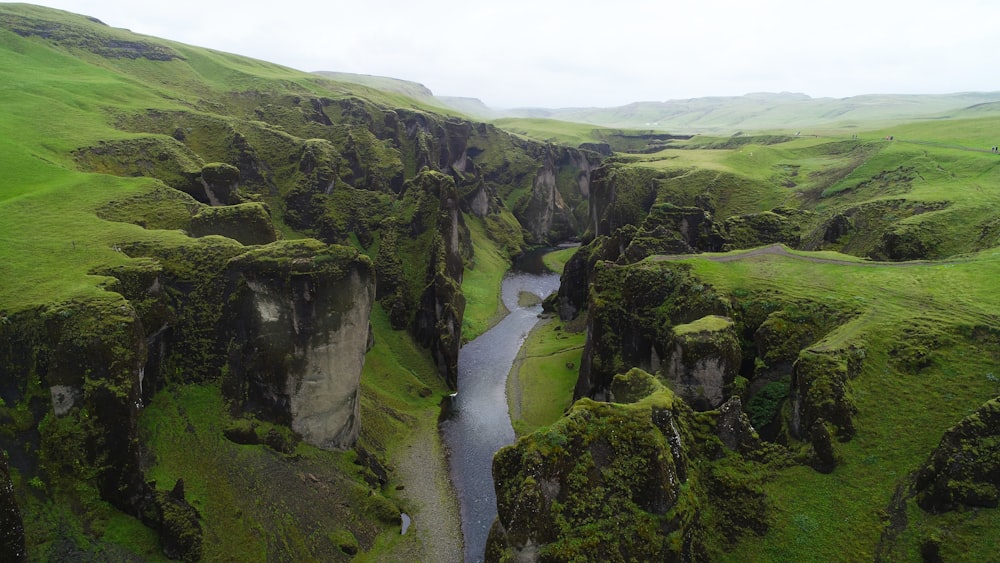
673,314,734,336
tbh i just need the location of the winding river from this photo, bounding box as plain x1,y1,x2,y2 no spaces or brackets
440,254,561,562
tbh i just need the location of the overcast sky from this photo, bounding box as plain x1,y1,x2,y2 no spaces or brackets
32,0,1000,108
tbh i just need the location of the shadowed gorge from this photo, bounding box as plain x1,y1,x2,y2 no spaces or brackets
2,4,1000,562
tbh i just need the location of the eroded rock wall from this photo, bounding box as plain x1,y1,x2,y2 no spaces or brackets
575,260,729,400
663,316,742,410
488,369,774,561
915,397,1000,512
0,442,25,561
226,243,375,449
487,381,698,562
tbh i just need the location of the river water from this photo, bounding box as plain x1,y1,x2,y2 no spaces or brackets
440,255,561,562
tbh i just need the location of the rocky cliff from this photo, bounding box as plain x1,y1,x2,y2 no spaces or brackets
0,450,25,562
111,91,600,389
225,242,374,449
1,214,374,558
488,368,774,561
915,397,1000,513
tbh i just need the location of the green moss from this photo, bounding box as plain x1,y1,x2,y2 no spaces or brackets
189,202,277,245
673,315,734,336
745,377,790,431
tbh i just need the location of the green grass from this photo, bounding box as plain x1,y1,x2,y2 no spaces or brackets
673,315,733,336
491,117,613,146
667,246,1000,559
541,245,578,274
461,214,512,341
507,318,586,436
0,2,461,314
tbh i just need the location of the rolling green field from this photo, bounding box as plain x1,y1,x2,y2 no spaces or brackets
664,245,1000,559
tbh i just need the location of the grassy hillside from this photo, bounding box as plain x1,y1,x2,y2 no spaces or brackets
0,4,487,560
668,245,1000,559
520,104,1000,557
599,120,1000,260
0,3,447,312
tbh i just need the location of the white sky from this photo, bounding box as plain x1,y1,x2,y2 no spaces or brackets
29,0,1000,108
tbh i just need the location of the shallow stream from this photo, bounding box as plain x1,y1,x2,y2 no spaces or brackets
440,252,560,562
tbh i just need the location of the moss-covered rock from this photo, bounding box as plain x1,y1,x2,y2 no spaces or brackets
715,396,763,456
141,479,203,562
517,147,599,244
96,184,202,231
189,202,278,245
875,221,942,261
624,203,720,259
610,367,664,404
199,162,242,205
576,261,730,400
914,397,1000,512
718,208,809,251
73,136,205,196
789,346,865,440
488,387,700,562
664,316,742,410
489,370,775,561
225,241,375,449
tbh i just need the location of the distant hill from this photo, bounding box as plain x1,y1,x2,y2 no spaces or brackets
312,71,439,104
435,96,501,119
503,91,1000,132
314,72,1000,133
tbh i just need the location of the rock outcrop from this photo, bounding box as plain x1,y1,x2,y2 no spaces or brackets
487,380,700,562
0,296,186,557
225,242,374,449
575,260,729,401
189,202,278,245
517,148,598,243
663,316,741,410
488,369,774,561
789,346,864,441
915,397,1000,512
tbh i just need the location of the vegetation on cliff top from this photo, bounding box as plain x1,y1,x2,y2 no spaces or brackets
0,4,510,559
5,2,1000,561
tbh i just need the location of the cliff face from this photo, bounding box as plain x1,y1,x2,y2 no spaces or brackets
518,148,598,243
914,397,1000,513
488,379,698,561
0,237,375,558
0,295,205,559
226,243,375,449
574,260,730,400
115,93,600,388
664,316,742,410
488,368,773,561
0,435,26,561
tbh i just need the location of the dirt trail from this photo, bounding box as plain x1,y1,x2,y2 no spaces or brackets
651,243,947,267
387,411,463,562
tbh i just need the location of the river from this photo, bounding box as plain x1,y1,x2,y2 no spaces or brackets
440,252,561,562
